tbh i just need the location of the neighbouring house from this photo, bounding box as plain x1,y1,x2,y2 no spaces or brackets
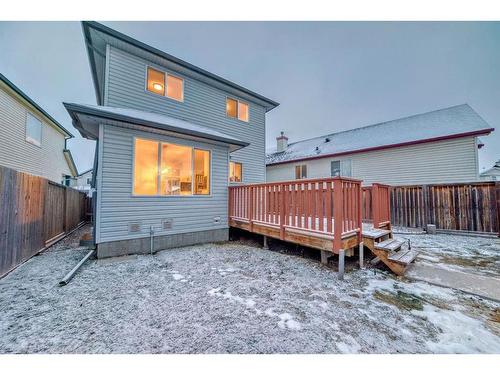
480,160,500,181
64,22,278,258
70,168,93,194
266,104,494,185
0,73,77,184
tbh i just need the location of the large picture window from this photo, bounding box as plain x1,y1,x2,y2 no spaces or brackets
133,138,210,196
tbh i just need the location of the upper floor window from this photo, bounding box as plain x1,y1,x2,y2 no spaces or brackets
229,161,242,182
146,66,184,102
331,161,341,177
295,164,307,179
331,160,352,177
26,113,42,146
226,97,249,122
133,137,210,196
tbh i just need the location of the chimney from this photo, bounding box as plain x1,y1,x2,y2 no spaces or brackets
276,131,288,152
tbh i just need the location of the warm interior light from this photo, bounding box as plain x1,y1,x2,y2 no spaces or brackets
153,83,163,91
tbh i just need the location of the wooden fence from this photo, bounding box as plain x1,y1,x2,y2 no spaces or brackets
363,182,500,235
0,165,89,277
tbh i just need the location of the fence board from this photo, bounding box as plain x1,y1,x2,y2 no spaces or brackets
0,166,90,278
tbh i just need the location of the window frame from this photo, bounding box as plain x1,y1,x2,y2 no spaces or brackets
295,164,307,180
229,161,243,183
225,96,249,123
331,160,341,177
145,65,184,103
132,136,212,197
25,112,42,147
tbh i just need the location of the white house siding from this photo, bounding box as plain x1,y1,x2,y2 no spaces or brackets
266,137,479,185
104,46,266,184
0,86,71,183
96,124,230,244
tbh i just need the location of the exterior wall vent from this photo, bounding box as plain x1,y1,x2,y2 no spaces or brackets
213,216,221,224
162,219,173,230
128,222,141,233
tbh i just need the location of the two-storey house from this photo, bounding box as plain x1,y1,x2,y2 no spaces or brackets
65,22,278,258
0,73,77,184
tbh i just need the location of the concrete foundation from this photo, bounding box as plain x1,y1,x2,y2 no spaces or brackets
96,228,229,258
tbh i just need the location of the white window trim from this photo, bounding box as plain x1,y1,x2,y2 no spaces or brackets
226,96,249,123
145,65,184,103
132,136,212,198
25,112,42,147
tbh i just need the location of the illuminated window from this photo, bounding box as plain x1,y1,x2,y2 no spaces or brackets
226,98,249,122
229,161,242,183
166,74,183,101
147,66,184,101
134,138,159,195
26,113,42,146
295,165,307,179
147,67,165,95
160,143,192,196
194,149,210,195
133,137,210,196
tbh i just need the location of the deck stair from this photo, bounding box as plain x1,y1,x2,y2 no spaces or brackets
362,227,418,276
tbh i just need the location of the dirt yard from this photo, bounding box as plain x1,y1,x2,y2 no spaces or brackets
0,225,499,354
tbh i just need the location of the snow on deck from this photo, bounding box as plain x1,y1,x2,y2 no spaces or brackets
266,104,493,164
0,225,498,354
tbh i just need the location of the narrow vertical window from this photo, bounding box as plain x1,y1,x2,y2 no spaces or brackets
26,113,42,146
295,165,307,179
166,74,184,101
160,143,192,196
147,67,165,95
331,161,341,177
194,149,210,195
229,161,242,182
238,102,249,122
226,98,238,118
134,138,159,195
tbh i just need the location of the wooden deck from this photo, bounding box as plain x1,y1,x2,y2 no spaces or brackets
229,178,417,277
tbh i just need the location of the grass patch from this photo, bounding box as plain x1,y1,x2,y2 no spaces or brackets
374,290,424,311
439,255,494,269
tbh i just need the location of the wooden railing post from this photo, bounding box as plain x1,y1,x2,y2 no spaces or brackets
496,181,500,238
280,184,286,240
248,186,253,231
333,178,343,253
372,183,380,228
357,182,362,242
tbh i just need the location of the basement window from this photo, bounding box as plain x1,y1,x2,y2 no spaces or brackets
26,113,42,146
133,137,210,196
229,161,242,182
226,97,249,122
295,165,307,179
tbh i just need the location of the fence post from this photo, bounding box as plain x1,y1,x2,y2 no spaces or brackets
496,181,500,238
333,178,343,253
248,186,253,232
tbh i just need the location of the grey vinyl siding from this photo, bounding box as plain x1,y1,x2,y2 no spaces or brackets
266,137,480,185
0,86,71,183
97,124,229,244
105,46,266,183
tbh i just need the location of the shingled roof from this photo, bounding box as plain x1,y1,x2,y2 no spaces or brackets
266,104,494,165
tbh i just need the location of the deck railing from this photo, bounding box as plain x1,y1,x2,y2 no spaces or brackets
370,183,391,229
228,177,362,252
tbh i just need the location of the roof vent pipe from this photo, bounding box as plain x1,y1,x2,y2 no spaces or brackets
276,131,288,152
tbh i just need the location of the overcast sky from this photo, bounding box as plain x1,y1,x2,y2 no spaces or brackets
1,21,499,172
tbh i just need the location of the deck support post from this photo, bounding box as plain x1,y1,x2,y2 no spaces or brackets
262,235,269,250
320,251,329,265
338,249,345,280
359,242,364,269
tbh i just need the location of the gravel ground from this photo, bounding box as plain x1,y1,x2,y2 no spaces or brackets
0,225,499,354
394,232,500,277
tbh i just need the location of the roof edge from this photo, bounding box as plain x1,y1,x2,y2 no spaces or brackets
0,73,74,138
266,128,494,166
82,21,279,111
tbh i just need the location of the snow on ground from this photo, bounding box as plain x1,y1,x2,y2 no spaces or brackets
394,232,500,277
0,225,499,354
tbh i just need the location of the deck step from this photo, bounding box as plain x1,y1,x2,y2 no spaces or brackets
374,238,405,252
388,249,419,265
362,228,391,239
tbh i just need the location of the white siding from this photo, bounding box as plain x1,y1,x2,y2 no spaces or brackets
0,86,71,183
105,46,266,183
97,124,230,244
266,137,480,185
